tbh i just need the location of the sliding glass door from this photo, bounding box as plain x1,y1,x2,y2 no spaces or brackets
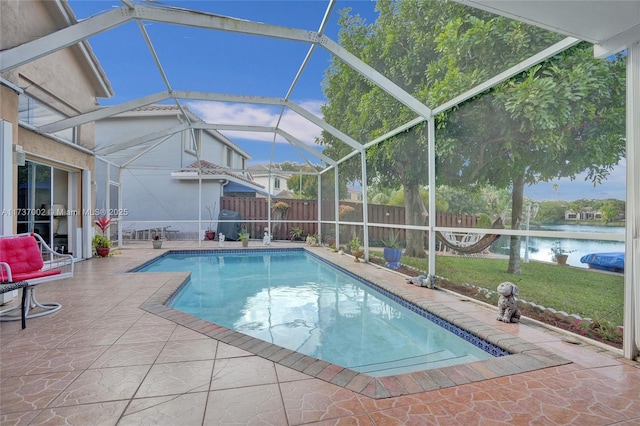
17,161,52,246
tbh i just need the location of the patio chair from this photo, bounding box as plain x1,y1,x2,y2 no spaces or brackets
0,281,29,328
0,232,74,322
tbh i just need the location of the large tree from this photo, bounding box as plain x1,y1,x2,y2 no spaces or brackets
320,0,625,271
319,0,560,258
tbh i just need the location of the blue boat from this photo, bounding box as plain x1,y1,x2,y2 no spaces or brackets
580,252,625,273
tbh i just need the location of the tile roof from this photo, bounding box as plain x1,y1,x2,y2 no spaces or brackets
176,160,265,189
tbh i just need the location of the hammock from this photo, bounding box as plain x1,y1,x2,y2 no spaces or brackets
435,217,504,254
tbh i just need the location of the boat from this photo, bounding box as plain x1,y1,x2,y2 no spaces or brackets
580,252,625,273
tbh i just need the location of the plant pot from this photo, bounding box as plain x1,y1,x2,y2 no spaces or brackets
241,238,249,247
152,240,163,249
555,254,568,265
383,247,402,270
96,247,110,257
205,231,215,241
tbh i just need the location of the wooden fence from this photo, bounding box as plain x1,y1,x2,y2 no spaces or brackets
220,197,476,242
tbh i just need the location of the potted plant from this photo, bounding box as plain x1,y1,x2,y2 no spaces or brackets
239,227,250,247
381,232,403,270
94,216,113,257
289,226,304,241
550,240,574,265
92,235,111,257
204,202,216,240
152,233,163,249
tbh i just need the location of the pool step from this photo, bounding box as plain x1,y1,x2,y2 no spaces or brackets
353,350,480,376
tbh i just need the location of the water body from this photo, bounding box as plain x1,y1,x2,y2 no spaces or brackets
492,224,625,269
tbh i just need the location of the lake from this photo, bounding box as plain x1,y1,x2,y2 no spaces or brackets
492,224,625,269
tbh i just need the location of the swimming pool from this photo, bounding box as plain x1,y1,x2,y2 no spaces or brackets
136,249,504,377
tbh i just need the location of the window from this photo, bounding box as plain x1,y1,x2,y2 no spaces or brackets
274,178,281,189
18,94,76,144
183,129,201,155
226,148,233,167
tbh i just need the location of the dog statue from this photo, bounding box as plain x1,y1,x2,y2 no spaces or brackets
496,281,521,323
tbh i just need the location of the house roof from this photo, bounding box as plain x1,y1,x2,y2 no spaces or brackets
173,160,265,191
247,163,292,178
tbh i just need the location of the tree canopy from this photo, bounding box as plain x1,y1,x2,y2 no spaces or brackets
319,0,626,272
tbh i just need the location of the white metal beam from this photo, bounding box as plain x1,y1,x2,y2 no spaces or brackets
364,117,427,150
172,91,363,154
0,7,135,72
97,123,189,155
285,100,362,151
624,41,640,360
172,90,287,107
39,92,170,133
135,4,318,44
276,129,336,166
319,35,432,120
121,134,173,169
197,123,277,133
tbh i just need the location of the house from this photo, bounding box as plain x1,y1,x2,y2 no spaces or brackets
95,105,264,239
565,208,603,221
344,187,363,202
247,164,293,197
0,0,113,261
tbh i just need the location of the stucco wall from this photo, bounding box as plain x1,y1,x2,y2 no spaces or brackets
1,0,103,150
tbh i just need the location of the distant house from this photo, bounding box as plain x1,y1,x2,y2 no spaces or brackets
565,208,603,220
95,105,264,239
580,208,602,220
344,187,363,203
1,0,113,260
248,164,292,197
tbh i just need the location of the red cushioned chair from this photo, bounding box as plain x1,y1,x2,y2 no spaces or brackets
0,233,74,321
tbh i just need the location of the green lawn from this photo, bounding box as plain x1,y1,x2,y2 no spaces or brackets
372,251,624,326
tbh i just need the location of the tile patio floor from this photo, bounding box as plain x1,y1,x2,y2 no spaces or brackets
1,240,639,425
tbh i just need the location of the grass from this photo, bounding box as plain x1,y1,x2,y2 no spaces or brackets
372,251,624,326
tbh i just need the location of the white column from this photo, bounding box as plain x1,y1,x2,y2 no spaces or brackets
0,121,17,303
624,41,640,360
360,150,369,260
0,120,13,234
82,170,92,259
317,171,322,240
427,118,436,282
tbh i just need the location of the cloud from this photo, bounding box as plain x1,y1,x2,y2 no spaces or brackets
187,99,324,145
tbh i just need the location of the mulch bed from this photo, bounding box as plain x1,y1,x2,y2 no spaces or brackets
368,255,623,349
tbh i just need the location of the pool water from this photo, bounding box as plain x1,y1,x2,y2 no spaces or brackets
138,250,495,376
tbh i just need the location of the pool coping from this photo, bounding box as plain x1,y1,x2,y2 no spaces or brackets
138,247,572,399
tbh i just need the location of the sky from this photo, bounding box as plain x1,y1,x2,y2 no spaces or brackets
67,0,627,202
68,0,378,165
